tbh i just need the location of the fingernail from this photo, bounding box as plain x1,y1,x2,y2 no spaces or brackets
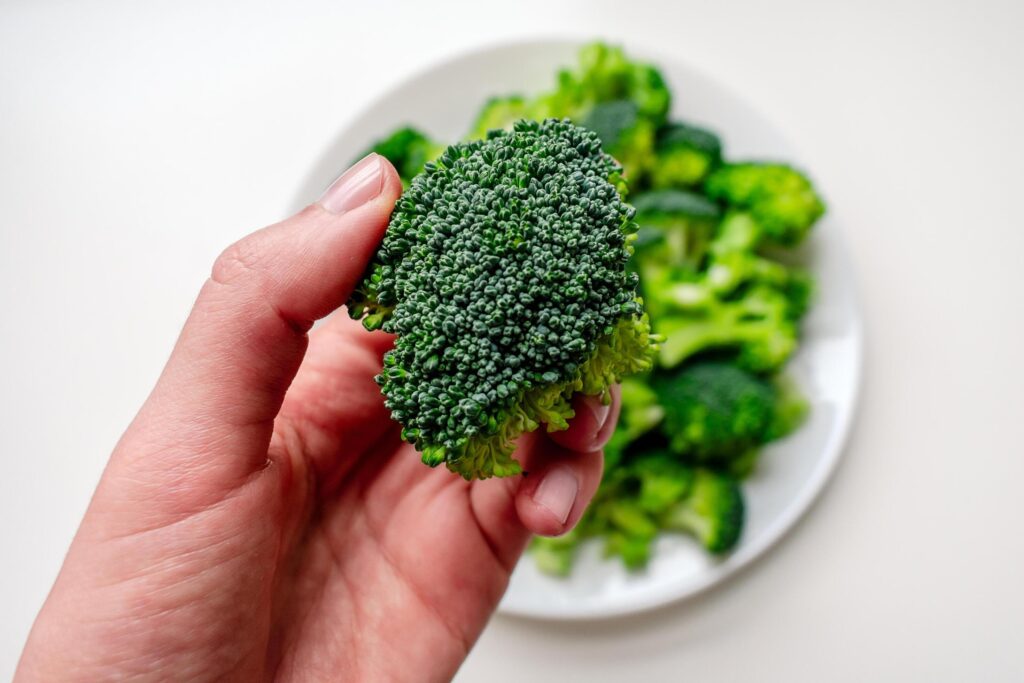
580,395,612,432
533,466,579,525
318,153,385,214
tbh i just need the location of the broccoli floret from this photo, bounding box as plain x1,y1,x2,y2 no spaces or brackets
530,528,583,577
705,163,825,246
701,212,804,297
633,207,804,371
465,44,670,185
662,468,744,553
578,100,658,182
361,126,445,186
650,122,723,189
541,43,670,125
467,95,538,140
603,376,665,468
652,361,775,465
347,119,656,480
654,284,798,371
766,374,809,441
632,189,721,288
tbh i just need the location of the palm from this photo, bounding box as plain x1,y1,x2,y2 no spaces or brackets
19,179,607,682
262,316,531,682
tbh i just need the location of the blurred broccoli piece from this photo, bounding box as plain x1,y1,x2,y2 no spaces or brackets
467,95,538,140
655,284,798,371
652,361,775,466
630,192,800,371
662,468,744,553
603,376,665,468
705,163,825,246
650,122,723,189
703,212,805,299
767,374,810,441
579,100,657,181
543,42,671,124
632,189,721,290
361,126,446,186
634,450,694,512
530,528,583,577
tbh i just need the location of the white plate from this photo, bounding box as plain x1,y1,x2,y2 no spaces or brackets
292,38,863,620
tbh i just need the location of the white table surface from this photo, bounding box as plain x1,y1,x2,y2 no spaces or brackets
2,1,1022,680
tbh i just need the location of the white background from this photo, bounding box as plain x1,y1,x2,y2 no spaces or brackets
1,0,1022,680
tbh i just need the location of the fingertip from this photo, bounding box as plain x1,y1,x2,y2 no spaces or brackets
547,385,622,453
515,445,604,537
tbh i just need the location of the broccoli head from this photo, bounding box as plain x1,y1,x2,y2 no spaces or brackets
578,100,658,182
662,468,744,553
603,376,665,468
630,204,806,371
347,119,656,479
650,122,723,189
554,42,671,124
632,189,722,276
360,126,446,187
704,163,825,246
467,95,539,140
652,361,775,465
654,283,798,371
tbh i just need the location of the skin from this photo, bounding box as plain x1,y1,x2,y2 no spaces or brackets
16,158,617,682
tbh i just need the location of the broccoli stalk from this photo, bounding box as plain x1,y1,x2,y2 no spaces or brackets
348,119,657,480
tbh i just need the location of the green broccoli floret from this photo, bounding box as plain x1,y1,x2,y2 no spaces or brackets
705,163,825,246
632,189,721,286
578,100,657,181
654,284,798,371
662,468,744,553
633,207,806,371
701,212,813,303
347,119,656,480
530,528,583,577
650,122,723,189
652,361,775,467
603,376,665,468
467,95,538,140
542,42,670,125
539,43,670,185
361,126,446,187
766,374,810,441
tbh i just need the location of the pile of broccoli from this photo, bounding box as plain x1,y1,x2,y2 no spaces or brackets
358,42,825,571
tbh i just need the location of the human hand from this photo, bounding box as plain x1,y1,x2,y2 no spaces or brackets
16,154,619,682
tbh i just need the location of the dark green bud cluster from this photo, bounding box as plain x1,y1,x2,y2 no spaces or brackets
348,119,655,479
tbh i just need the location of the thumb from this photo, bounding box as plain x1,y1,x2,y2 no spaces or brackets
107,153,402,510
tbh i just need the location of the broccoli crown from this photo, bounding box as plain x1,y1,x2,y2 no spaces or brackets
361,126,445,186
465,43,670,185
348,119,655,479
655,284,798,371
651,122,723,189
545,42,671,125
662,468,744,553
704,163,824,246
632,188,722,220
652,361,775,461
467,95,535,141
